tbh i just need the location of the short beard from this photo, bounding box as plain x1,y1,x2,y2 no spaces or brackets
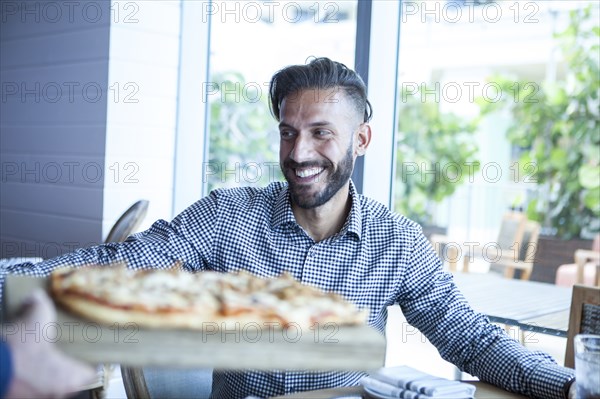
283,143,354,209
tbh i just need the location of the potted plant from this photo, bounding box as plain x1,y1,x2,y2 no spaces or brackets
395,88,480,236
205,71,282,193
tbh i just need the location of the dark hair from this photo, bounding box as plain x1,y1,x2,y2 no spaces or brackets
268,57,373,123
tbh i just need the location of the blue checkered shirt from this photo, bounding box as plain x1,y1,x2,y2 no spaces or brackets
0,182,573,399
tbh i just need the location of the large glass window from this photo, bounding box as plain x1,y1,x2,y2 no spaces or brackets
204,1,358,194
394,1,599,245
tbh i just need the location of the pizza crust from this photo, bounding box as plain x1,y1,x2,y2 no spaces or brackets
50,266,369,331
55,293,208,329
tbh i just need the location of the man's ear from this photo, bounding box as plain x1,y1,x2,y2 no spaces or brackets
354,123,372,157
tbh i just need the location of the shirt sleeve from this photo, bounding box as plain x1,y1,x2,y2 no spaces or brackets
0,340,13,398
0,191,220,303
397,230,574,399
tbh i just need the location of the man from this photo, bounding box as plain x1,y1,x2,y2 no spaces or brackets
1,58,575,399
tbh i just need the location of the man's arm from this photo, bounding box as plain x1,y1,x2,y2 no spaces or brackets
0,191,221,301
397,231,574,399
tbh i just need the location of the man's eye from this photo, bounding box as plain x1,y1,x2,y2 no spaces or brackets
280,130,294,138
315,130,330,137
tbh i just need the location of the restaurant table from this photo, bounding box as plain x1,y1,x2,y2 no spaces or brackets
270,381,527,398
518,309,571,337
452,272,572,337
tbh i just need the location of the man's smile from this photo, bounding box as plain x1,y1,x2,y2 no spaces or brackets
295,167,325,180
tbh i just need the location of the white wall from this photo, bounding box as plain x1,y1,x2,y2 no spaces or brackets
103,0,182,236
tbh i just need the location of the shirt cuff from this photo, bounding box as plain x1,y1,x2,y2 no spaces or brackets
528,362,575,399
564,376,576,399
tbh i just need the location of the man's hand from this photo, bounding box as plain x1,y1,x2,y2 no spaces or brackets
4,290,96,399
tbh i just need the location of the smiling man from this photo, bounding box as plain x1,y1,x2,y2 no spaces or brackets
277,86,370,241
0,58,575,399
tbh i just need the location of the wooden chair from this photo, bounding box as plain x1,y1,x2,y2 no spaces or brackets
556,234,600,287
429,233,461,271
432,212,540,280
489,219,541,280
432,212,526,272
565,284,600,368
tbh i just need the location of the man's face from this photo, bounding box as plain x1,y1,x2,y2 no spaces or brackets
278,88,367,209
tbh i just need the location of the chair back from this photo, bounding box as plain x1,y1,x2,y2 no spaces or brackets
565,284,600,368
105,200,149,243
495,212,526,254
122,367,150,399
490,214,539,280
437,211,535,275
555,234,600,286
518,221,541,264
592,234,600,253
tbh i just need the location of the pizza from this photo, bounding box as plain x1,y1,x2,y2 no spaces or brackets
49,265,368,330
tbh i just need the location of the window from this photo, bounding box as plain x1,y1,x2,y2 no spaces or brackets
204,0,358,194
393,0,599,243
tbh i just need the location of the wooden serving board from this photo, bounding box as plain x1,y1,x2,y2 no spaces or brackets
3,275,386,370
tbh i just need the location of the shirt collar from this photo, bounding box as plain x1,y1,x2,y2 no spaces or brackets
343,180,363,240
270,181,363,241
270,187,296,229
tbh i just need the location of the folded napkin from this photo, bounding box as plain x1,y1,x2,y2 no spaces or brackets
361,366,476,399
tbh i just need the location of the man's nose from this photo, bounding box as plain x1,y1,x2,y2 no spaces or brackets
289,134,315,162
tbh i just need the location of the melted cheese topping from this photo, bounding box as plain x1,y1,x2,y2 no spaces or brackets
51,266,368,328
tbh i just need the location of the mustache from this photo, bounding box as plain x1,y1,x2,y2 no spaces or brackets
282,159,333,170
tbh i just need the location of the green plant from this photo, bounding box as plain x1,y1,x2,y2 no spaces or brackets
478,7,600,239
206,72,283,193
395,89,480,225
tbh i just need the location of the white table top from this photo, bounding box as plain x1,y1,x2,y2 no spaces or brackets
452,272,572,336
